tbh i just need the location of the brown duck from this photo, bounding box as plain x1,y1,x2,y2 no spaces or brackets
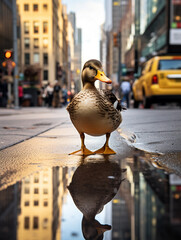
67,59,124,155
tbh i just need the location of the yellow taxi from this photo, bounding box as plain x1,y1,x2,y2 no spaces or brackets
132,55,181,108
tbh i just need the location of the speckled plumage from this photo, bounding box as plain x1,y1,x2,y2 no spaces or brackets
66,59,124,155
67,88,122,136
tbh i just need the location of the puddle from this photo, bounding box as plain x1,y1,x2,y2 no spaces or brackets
0,151,181,239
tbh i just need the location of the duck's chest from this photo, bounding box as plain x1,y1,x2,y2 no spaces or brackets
67,90,121,136
68,90,110,118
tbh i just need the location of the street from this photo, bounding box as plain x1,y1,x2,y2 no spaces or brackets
0,107,181,240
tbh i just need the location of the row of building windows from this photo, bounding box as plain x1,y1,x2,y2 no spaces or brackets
24,52,48,65
24,187,49,194
24,175,48,184
24,37,48,49
24,216,48,229
24,200,48,207
24,21,48,34
24,3,48,12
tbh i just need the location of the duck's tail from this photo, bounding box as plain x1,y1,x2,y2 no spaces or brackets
114,99,127,111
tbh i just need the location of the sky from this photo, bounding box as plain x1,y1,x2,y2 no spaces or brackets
62,0,105,66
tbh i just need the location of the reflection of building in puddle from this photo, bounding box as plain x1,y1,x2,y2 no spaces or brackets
169,173,181,225
0,184,20,238
113,153,181,240
17,167,68,240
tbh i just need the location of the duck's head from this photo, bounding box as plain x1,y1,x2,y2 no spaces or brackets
82,59,112,88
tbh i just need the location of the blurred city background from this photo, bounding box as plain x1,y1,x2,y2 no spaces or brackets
0,0,181,109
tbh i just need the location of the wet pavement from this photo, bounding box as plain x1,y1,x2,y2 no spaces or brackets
0,107,181,240
0,151,181,240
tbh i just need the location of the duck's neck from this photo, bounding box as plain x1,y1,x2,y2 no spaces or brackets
83,82,97,90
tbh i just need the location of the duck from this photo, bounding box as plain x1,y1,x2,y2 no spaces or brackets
67,161,126,239
67,59,124,155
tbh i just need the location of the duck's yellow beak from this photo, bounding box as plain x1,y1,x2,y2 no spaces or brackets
94,70,112,84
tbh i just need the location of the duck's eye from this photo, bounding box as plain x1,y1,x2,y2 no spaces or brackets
89,65,93,70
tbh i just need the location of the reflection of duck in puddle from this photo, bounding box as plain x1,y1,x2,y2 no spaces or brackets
68,159,126,239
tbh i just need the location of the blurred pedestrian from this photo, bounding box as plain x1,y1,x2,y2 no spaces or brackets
45,83,54,107
18,82,24,106
53,81,61,108
62,85,68,106
120,77,131,108
41,87,46,106
0,78,8,108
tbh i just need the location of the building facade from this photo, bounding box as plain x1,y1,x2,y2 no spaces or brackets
103,0,128,84
17,0,65,86
0,0,14,83
68,12,82,93
0,0,13,69
17,168,67,240
134,0,181,72
16,0,73,94
103,0,181,80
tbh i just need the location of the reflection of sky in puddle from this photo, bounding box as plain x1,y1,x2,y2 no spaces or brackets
62,194,83,239
62,194,110,239
0,151,181,239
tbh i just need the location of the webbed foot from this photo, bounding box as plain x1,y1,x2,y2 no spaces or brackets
69,147,94,156
94,145,116,155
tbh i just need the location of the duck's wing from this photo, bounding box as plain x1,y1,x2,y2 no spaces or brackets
100,89,126,111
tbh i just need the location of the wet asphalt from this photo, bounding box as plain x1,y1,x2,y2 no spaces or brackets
0,106,181,240
0,106,181,190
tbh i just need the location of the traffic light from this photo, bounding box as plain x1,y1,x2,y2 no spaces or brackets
4,50,12,59
113,32,118,47
2,50,16,75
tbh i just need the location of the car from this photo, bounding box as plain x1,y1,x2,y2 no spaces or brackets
132,55,181,108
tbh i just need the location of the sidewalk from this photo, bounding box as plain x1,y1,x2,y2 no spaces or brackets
0,106,61,116
0,107,68,150
1,107,181,154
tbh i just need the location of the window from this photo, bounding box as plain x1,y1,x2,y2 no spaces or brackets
24,4,29,11
158,60,181,70
24,201,29,206
33,21,39,33
148,61,153,72
43,4,48,11
24,21,29,34
43,173,48,183
43,70,48,80
24,217,30,229
43,53,48,65
33,217,39,229
43,188,48,194
43,22,48,33
43,218,48,229
34,175,39,183
25,53,30,65
44,201,48,206
24,38,30,49
34,200,39,206
24,187,30,194
43,38,48,48
33,38,39,48
34,188,39,194
33,4,38,11
24,177,30,183
33,53,39,63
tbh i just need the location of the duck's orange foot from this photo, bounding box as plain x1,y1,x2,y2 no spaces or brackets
69,147,94,156
94,146,116,155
